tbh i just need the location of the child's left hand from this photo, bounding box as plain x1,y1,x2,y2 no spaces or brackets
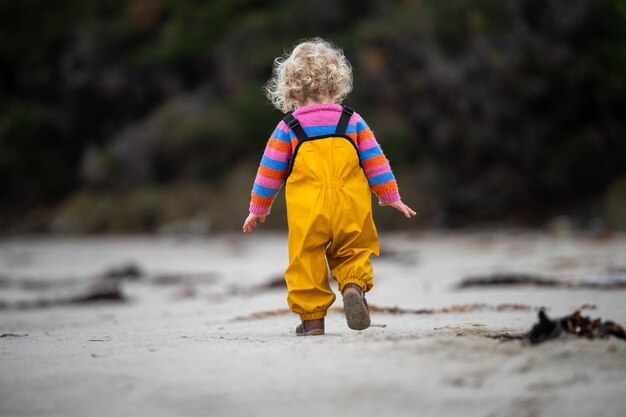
383,200,417,219
243,213,266,233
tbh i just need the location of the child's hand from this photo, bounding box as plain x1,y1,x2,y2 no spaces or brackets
383,200,417,219
243,213,266,233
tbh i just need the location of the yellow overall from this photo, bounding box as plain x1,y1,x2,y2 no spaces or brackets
283,109,379,321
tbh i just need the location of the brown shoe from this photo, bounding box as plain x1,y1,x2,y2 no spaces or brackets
295,318,325,336
342,284,371,330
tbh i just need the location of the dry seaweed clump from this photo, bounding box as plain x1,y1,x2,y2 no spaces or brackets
529,310,626,344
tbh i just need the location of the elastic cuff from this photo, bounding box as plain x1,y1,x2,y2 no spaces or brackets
378,190,401,205
300,311,327,320
339,277,370,293
249,203,271,216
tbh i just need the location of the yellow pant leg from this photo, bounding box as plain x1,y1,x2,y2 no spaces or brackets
327,195,379,293
285,181,335,321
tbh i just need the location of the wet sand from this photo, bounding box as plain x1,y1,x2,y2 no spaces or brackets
1,231,625,417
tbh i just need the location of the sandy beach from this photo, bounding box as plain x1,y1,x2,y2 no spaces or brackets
1,231,625,417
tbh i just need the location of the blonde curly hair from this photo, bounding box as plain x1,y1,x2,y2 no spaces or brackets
265,38,353,113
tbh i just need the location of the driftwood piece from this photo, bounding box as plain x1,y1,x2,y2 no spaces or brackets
459,272,626,289
0,277,126,310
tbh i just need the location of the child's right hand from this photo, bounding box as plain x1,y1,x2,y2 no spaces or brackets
243,213,266,233
383,200,417,219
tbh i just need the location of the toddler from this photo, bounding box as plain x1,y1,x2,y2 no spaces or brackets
243,38,416,336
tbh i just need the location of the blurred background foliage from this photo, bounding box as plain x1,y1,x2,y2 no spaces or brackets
0,0,625,233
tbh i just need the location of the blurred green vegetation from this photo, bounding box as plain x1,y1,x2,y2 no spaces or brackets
1,0,625,233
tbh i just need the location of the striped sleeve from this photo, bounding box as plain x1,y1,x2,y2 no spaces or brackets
355,115,401,204
249,122,292,215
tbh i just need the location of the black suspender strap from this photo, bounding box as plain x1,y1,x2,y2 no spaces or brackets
284,105,353,141
283,113,309,143
335,105,354,135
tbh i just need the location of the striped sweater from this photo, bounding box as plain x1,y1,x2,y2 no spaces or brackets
249,103,401,215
